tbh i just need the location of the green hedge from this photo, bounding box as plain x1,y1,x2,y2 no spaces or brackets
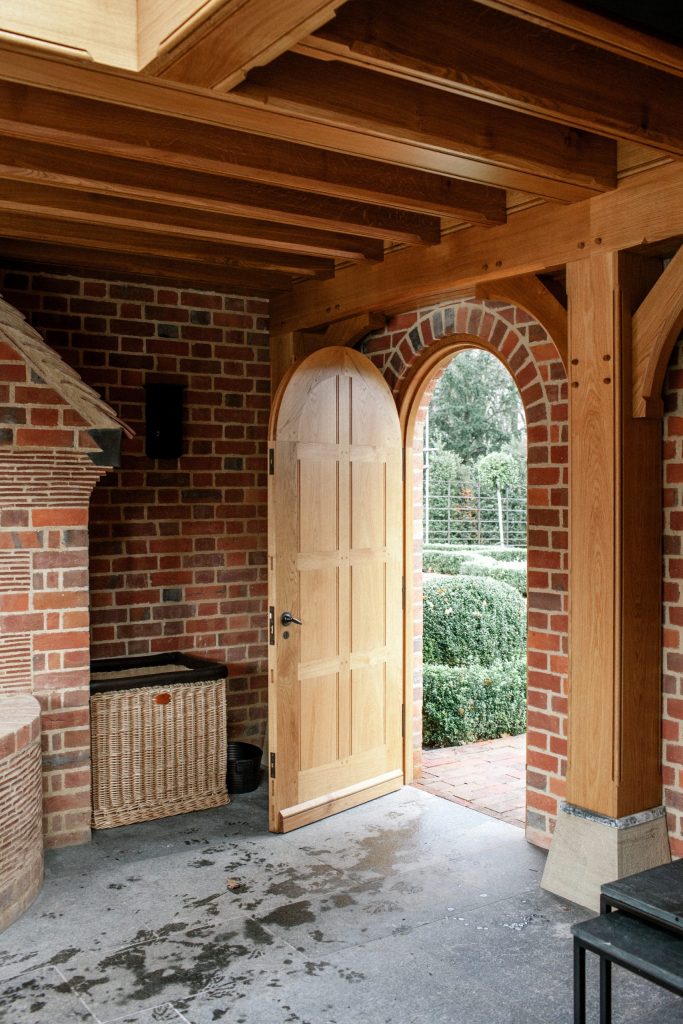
466,545,526,562
422,549,466,575
423,545,526,596
425,543,525,562
464,562,526,597
423,574,526,668
422,658,527,747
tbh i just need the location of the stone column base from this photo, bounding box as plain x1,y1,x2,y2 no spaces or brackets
541,803,671,911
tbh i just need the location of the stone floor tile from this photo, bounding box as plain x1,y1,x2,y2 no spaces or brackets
0,965,94,1024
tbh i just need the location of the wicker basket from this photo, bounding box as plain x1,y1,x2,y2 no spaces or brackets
90,654,228,829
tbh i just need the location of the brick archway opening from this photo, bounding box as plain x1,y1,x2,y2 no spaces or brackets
383,301,567,849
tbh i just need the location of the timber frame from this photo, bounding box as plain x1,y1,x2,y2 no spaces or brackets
1,1,683,889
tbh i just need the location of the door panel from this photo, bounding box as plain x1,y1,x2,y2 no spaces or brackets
352,664,387,753
268,346,404,833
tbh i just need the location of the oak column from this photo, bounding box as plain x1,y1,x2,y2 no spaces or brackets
542,251,669,909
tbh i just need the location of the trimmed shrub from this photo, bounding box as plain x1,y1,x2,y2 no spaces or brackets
423,573,526,668
422,658,527,747
466,545,526,563
423,545,526,596
423,549,466,575
462,559,526,597
424,544,526,562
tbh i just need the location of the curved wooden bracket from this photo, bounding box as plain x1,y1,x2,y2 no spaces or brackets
475,273,567,370
270,313,387,396
322,311,386,347
632,245,683,418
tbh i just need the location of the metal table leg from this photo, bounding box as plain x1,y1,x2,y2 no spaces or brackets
574,938,586,1024
600,955,612,1024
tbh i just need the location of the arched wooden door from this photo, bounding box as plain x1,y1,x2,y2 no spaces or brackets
268,346,404,833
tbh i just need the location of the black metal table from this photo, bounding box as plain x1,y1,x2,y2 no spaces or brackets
600,858,683,934
572,859,683,1023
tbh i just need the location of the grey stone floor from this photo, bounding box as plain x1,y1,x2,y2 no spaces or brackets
1,783,681,1023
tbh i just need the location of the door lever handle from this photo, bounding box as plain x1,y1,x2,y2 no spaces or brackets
281,611,302,626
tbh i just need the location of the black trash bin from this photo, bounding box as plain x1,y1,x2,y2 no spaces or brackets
227,742,262,793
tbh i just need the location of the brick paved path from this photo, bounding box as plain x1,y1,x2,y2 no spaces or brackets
414,733,526,829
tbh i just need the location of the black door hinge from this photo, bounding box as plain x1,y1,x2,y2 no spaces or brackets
270,752,276,779
268,448,275,474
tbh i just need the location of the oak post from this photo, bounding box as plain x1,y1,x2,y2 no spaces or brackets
270,332,298,397
566,251,662,819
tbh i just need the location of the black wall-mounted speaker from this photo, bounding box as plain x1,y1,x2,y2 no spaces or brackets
144,381,185,459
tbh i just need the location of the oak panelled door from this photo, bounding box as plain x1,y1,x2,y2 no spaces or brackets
268,346,404,833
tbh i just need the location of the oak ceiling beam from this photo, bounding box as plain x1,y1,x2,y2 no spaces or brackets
0,210,335,279
312,0,683,155
0,239,291,294
144,0,347,89
271,161,683,333
0,70,506,224
0,179,384,263
236,52,615,203
0,138,440,246
467,1,683,77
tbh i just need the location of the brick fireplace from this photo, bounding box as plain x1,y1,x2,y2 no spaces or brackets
0,295,125,852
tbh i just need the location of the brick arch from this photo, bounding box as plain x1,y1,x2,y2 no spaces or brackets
365,299,568,849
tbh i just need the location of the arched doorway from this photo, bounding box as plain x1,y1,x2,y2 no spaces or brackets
388,300,567,849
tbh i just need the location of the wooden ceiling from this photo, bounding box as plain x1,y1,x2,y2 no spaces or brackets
0,0,681,303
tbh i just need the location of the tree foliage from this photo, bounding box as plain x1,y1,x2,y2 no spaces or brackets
427,448,471,493
427,349,525,465
475,450,520,493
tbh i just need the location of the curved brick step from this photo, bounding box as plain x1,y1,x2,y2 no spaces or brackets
0,695,43,933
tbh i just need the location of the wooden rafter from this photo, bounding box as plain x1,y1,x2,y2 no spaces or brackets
0,57,506,223
0,179,384,263
236,52,615,203
0,238,293,294
312,0,683,154
0,210,336,279
467,0,683,77
0,139,440,246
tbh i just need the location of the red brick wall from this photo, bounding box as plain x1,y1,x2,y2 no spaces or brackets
1,270,270,752
366,299,569,848
0,328,106,846
662,332,683,857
